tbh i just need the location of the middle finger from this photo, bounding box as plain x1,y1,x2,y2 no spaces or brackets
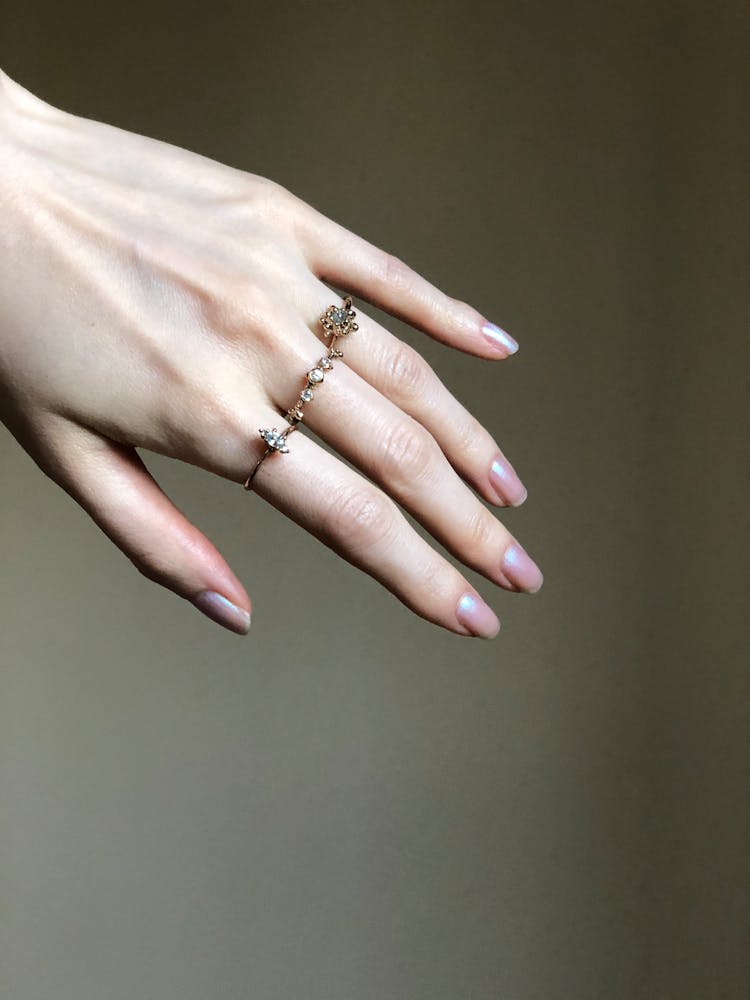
300,275,528,509
265,315,543,594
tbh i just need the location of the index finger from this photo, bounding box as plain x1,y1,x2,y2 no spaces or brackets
300,209,519,360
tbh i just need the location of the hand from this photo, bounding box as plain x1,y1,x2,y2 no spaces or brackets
0,71,542,638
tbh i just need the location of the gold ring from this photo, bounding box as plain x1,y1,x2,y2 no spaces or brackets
243,295,358,491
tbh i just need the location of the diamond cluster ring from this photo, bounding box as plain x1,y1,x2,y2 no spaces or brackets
243,296,358,491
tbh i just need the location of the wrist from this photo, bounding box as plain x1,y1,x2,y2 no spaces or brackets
0,68,59,120
0,70,69,196
1,69,74,145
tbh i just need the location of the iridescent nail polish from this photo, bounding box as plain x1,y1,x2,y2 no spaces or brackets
456,593,501,638
490,455,528,507
193,591,251,634
482,322,519,356
501,543,544,593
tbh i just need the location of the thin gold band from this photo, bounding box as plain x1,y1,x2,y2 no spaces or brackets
243,295,358,491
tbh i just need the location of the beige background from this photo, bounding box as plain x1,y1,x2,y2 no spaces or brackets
1,2,747,998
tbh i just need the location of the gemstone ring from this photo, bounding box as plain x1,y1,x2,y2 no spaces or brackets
243,295,357,491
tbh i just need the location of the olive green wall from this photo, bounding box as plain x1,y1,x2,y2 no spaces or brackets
1,2,747,998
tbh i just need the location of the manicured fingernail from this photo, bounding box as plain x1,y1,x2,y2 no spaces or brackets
482,322,518,356
502,543,544,593
489,455,527,507
456,593,501,638
193,591,251,634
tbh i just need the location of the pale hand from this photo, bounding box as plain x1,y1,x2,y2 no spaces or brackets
0,70,542,638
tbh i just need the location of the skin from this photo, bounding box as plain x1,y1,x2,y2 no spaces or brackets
0,69,542,639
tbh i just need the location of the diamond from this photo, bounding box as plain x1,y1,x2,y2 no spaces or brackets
319,357,334,370
300,388,313,402
330,307,349,327
259,428,289,452
308,367,324,384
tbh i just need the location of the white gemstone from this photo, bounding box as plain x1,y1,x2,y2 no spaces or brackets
308,368,324,384
261,428,287,450
300,388,313,401
319,357,333,370
330,307,348,326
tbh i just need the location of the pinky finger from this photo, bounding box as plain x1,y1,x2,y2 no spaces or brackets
39,421,252,635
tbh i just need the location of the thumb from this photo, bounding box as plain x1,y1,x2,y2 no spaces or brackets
47,425,252,635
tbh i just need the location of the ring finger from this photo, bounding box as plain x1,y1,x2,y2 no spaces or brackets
242,403,502,639
262,316,543,594
300,276,528,509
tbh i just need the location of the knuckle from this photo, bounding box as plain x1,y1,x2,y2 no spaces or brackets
132,550,168,586
26,418,92,493
30,440,68,486
381,420,435,486
132,547,185,591
197,395,250,460
376,251,412,290
383,344,429,399
253,179,302,227
465,506,500,558
325,484,396,553
454,415,490,463
125,529,180,586
131,529,201,590
247,176,290,211
203,273,275,344
166,382,248,462
227,177,299,241
253,182,319,249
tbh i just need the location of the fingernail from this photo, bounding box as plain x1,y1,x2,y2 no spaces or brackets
489,455,528,507
482,322,519,356
456,593,501,638
502,543,544,593
193,591,251,634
